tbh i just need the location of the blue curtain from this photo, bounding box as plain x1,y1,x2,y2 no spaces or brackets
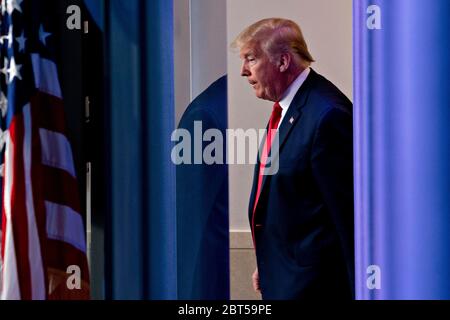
105,0,177,299
354,0,450,299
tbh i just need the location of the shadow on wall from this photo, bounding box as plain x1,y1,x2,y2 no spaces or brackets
176,75,230,299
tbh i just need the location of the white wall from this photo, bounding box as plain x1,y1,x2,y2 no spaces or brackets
227,0,353,231
191,0,228,99
174,0,191,125
174,0,228,125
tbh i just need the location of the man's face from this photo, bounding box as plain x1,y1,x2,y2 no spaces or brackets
239,43,281,102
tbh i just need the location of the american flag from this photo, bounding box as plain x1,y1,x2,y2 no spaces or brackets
0,0,89,299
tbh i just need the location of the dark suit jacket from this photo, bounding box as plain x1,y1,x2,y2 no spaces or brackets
249,69,354,300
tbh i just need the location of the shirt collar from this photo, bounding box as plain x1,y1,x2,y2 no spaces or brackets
278,67,311,112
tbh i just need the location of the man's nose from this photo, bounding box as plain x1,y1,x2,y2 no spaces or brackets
240,62,250,77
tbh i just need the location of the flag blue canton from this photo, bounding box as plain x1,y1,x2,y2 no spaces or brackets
1,0,57,163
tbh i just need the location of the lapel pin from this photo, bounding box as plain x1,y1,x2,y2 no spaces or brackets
289,117,294,124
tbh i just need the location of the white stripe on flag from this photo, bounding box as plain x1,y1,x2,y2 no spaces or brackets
23,105,46,300
39,129,76,178
45,202,86,253
31,54,62,99
1,132,21,300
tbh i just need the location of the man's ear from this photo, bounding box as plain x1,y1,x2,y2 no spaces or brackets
279,53,291,72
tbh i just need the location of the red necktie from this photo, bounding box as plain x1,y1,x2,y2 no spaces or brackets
251,102,282,246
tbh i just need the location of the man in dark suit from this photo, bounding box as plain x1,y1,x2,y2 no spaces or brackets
232,18,354,300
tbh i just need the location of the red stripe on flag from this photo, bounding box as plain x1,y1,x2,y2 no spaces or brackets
9,115,32,300
31,92,67,135
46,239,90,283
42,165,81,213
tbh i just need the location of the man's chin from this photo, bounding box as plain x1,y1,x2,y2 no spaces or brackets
255,91,265,99
255,92,272,101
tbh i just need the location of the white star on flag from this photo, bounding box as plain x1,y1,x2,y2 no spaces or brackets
6,0,22,15
6,25,13,48
0,25,13,48
0,128,6,152
16,30,26,52
0,57,8,76
1,0,6,15
39,24,51,46
7,56,22,83
0,91,8,117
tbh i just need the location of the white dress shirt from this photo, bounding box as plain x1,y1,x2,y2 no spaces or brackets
277,67,311,129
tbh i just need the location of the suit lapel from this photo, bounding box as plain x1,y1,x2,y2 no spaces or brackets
277,68,317,152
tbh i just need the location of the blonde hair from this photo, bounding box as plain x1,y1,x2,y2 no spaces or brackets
231,18,315,67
